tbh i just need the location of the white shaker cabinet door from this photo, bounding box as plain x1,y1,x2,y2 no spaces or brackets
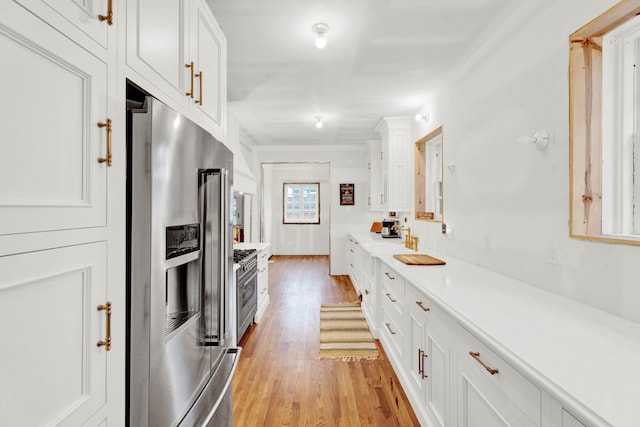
126,0,191,109
191,0,226,138
0,242,109,426
0,5,108,235
12,0,112,52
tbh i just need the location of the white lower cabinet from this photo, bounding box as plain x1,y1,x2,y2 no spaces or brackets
0,243,109,426
454,325,541,427
255,244,270,322
379,261,406,364
346,236,364,295
406,284,452,427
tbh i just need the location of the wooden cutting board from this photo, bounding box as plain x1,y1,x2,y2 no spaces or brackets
370,221,382,233
393,254,446,266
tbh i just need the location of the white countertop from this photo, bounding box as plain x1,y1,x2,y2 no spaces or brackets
234,242,270,251
350,231,640,427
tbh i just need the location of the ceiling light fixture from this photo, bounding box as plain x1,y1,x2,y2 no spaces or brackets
312,23,329,49
315,116,323,128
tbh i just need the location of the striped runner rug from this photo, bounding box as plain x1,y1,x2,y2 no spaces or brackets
319,303,379,361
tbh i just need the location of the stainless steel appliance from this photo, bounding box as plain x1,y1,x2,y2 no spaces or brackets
381,219,400,238
233,249,258,341
127,94,240,427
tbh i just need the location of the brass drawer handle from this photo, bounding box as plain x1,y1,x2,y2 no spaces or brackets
419,348,428,379
98,0,113,25
384,272,395,280
416,301,430,312
195,71,203,105
97,119,112,166
469,351,499,375
97,302,112,351
385,292,396,303
185,62,195,97
385,322,396,335
365,289,369,295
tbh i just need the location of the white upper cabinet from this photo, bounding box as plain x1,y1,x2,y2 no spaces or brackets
190,1,226,138
0,3,108,236
126,0,191,109
126,0,227,137
374,117,412,212
12,0,113,54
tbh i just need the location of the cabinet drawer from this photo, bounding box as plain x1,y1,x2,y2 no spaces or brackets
456,325,541,427
382,307,404,359
382,281,404,325
380,263,403,290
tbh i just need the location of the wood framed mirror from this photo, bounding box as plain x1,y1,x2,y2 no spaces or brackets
414,125,443,222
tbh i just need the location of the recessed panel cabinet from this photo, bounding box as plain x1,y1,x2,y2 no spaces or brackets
0,6,109,235
126,0,226,137
0,243,109,426
406,285,451,427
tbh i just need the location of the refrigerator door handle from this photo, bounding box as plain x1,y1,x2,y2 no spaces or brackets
200,168,230,346
199,348,241,426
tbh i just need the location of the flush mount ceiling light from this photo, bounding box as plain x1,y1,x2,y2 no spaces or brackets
315,116,323,128
312,23,329,49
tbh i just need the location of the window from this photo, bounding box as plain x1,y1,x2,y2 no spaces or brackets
569,0,640,246
602,14,640,236
283,183,320,224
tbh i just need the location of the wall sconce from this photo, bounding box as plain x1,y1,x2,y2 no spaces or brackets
518,130,549,150
312,23,329,49
415,113,429,123
315,116,323,128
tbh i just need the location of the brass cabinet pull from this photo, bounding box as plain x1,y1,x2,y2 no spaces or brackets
385,292,396,303
469,351,499,375
185,62,195,97
422,350,428,379
98,0,113,25
384,272,395,280
418,348,428,379
97,301,112,351
385,322,396,335
365,289,369,295
416,301,430,312
195,71,203,105
97,119,112,166
350,249,354,253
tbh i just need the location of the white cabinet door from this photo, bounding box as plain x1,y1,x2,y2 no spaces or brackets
191,0,226,139
0,4,108,235
126,0,191,108
455,325,540,427
0,243,109,426
425,310,450,427
12,0,112,52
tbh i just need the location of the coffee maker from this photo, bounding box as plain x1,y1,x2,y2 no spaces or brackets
381,219,400,238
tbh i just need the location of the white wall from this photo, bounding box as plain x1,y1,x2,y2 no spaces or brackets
255,146,378,274
408,0,640,324
262,163,330,255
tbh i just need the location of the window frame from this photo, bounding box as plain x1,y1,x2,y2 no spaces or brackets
569,0,640,246
282,182,320,225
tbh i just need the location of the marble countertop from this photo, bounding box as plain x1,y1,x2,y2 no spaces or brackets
234,242,270,251
350,231,640,427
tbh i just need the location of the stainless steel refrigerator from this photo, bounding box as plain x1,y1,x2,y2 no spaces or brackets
127,95,239,426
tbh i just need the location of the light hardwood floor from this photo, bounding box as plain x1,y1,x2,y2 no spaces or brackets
233,255,420,426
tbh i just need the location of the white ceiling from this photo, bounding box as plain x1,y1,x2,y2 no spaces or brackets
207,0,523,146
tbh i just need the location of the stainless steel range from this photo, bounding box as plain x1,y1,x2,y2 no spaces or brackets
233,249,258,341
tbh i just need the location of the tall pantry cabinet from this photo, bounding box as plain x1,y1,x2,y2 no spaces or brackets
0,1,123,426
0,0,227,425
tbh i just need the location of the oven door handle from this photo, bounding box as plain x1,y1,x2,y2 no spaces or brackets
238,269,258,287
